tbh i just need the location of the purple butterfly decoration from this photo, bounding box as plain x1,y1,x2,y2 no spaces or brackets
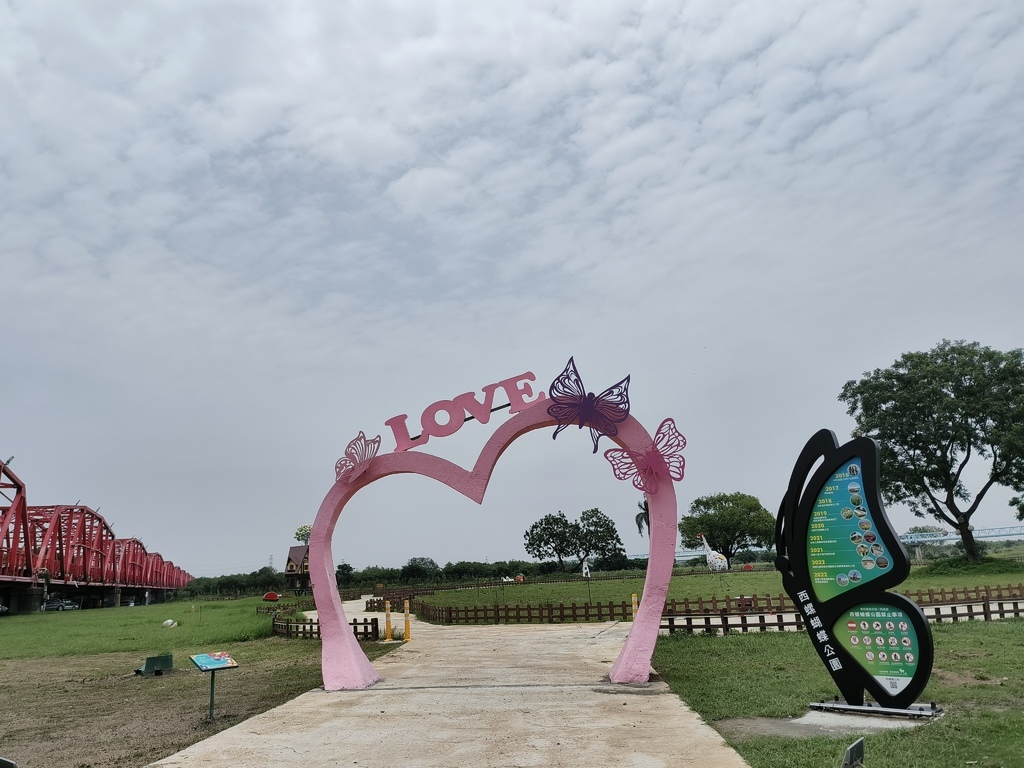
604,417,686,495
547,357,631,453
335,431,381,484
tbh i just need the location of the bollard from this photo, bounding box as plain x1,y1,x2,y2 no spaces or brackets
385,600,393,642
631,593,639,620
404,599,412,642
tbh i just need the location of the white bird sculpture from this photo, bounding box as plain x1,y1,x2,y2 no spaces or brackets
698,533,729,572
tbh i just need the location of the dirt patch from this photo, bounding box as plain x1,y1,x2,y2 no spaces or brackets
716,709,937,741
932,668,1008,687
0,639,388,768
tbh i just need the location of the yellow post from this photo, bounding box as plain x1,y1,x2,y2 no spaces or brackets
385,599,393,641
404,598,412,642
631,593,639,621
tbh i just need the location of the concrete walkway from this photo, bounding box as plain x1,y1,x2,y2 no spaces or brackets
149,599,749,768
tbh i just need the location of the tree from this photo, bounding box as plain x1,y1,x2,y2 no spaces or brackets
906,525,949,535
839,340,1024,563
400,556,441,584
678,492,775,568
575,508,626,566
294,524,312,545
523,512,578,571
335,563,354,586
635,496,649,537
523,509,625,571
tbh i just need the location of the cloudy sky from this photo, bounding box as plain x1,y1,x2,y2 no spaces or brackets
4,1,1023,578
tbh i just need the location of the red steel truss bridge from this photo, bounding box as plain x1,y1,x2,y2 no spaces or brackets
1,458,191,610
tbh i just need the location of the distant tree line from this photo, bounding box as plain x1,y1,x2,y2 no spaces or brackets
335,553,649,588
186,566,285,597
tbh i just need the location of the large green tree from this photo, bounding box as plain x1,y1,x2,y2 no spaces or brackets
523,512,577,570
839,340,1024,563
575,508,626,566
678,492,774,568
523,509,625,571
400,557,441,584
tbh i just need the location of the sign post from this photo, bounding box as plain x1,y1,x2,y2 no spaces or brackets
775,429,935,712
190,652,239,721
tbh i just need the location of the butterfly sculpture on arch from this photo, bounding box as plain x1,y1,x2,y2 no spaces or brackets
604,417,686,495
547,357,631,453
335,432,382,484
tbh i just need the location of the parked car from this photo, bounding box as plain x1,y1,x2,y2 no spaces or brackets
42,599,79,611
0,604,8,615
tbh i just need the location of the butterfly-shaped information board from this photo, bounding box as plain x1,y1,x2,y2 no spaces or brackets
775,429,933,709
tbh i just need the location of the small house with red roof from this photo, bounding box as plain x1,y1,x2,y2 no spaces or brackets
285,545,310,593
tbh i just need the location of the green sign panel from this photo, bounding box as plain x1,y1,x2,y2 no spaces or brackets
808,457,894,602
833,603,921,694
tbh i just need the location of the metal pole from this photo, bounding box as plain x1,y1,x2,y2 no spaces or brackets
208,670,216,721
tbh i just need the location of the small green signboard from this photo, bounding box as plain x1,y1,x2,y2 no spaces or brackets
833,603,921,695
190,652,238,672
190,652,238,720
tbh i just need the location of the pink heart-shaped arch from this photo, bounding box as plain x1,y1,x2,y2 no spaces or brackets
309,398,678,689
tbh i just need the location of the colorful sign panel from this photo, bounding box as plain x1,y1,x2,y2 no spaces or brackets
834,603,921,694
808,457,894,602
775,429,933,709
190,652,238,672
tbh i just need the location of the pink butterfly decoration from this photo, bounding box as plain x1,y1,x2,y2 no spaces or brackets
547,356,631,453
604,417,686,495
335,432,382,484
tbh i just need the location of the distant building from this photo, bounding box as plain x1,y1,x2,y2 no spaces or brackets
285,545,310,593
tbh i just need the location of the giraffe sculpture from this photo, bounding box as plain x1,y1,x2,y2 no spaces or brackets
698,533,729,571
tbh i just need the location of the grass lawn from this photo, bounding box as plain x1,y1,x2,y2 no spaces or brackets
0,597,395,768
653,619,1024,768
0,597,274,659
415,558,1024,613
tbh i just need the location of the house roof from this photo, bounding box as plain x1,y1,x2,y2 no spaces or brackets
287,545,309,565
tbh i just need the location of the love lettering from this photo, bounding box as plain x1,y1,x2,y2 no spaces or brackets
384,372,546,451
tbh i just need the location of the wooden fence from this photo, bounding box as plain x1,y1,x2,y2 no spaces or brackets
660,598,1024,635
661,583,1024,616
662,612,806,634
272,617,379,641
256,599,316,616
362,583,1024,629
905,584,1024,604
410,600,635,625
268,598,1024,640
366,594,432,611
923,599,1024,624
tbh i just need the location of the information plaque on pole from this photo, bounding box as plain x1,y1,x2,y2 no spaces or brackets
775,429,934,711
190,652,238,720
